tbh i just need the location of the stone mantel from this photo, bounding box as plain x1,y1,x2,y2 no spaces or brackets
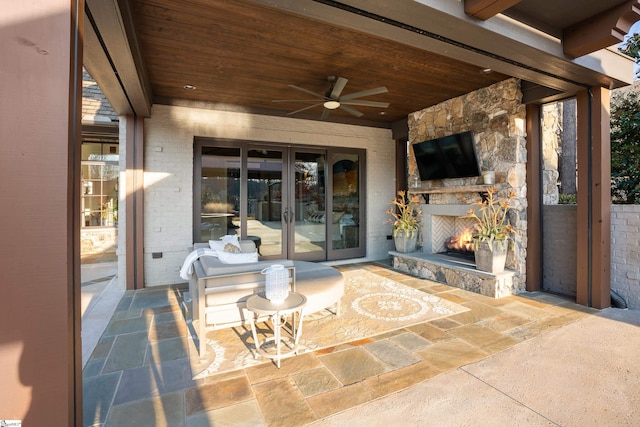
410,183,508,195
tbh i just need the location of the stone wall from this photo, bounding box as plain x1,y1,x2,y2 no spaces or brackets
541,102,561,204
408,78,527,291
81,228,117,254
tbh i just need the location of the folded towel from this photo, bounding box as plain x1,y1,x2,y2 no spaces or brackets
179,248,219,280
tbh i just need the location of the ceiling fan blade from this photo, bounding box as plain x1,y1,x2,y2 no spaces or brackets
288,84,327,100
320,108,331,120
330,77,348,99
340,86,388,100
339,104,364,118
272,99,325,103
286,103,324,116
340,100,390,108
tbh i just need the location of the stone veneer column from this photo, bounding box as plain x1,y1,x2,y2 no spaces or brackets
526,103,542,292
408,78,528,289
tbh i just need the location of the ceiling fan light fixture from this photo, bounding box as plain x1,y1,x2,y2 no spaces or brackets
323,100,341,110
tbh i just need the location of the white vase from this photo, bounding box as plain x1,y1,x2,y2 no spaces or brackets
474,240,507,273
482,171,495,184
394,230,417,253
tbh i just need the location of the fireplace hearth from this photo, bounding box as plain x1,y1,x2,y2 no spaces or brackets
389,250,517,298
391,199,519,298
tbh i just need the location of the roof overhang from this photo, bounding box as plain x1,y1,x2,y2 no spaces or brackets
84,0,636,120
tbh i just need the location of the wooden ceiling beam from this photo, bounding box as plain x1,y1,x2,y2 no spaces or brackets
464,0,522,20
564,0,640,58
84,17,133,116
85,0,152,116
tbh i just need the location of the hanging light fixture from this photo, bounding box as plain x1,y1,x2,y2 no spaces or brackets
323,100,340,110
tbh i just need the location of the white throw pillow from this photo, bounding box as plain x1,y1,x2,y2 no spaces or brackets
210,235,241,252
216,251,259,264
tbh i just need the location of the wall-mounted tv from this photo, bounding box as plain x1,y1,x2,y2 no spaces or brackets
412,131,481,181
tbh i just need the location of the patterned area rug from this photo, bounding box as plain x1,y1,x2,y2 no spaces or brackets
188,269,468,379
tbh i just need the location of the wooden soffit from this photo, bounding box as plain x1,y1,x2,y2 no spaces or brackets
564,0,640,58
85,0,152,117
465,0,523,20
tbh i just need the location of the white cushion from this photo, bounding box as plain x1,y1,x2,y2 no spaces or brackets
216,251,259,264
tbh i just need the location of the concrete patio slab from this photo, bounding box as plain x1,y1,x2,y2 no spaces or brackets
312,308,640,426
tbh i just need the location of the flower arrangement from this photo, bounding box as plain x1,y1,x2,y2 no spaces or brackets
465,187,516,251
387,190,422,238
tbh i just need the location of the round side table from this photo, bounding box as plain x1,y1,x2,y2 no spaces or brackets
245,292,307,368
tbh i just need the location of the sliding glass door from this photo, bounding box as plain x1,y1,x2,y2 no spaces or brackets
195,139,365,261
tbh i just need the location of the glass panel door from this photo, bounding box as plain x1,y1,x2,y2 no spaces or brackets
247,148,285,258
289,150,326,260
329,150,364,258
195,140,366,260
198,147,241,243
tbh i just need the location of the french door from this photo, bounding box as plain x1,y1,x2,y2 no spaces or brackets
194,139,365,261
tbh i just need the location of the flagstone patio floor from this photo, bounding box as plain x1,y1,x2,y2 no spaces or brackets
82,260,598,426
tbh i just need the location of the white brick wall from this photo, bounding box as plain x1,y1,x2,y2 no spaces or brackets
142,105,396,286
543,204,640,310
611,205,640,310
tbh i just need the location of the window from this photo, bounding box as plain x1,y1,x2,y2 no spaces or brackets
81,142,119,227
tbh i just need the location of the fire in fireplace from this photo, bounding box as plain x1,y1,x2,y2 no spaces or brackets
444,228,474,259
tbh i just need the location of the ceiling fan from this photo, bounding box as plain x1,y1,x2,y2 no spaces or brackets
273,76,389,119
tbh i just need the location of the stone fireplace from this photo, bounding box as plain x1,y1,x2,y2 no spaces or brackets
422,204,476,255
391,187,522,298
390,78,527,298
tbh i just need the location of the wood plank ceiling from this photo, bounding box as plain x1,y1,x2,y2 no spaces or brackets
91,0,638,126
130,0,509,126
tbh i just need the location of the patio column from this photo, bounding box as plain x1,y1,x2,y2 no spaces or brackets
0,0,84,424
525,103,543,292
576,87,611,308
119,115,145,290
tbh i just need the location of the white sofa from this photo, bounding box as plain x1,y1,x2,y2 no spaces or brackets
188,241,344,357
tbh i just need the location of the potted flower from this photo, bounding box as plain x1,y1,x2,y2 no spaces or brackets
387,190,422,253
465,187,516,273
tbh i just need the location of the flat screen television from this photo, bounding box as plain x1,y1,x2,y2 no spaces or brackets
412,131,481,181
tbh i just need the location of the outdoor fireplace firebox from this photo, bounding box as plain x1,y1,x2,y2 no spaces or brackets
444,228,474,259
445,229,474,252
420,204,478,255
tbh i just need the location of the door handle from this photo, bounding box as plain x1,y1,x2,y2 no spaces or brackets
283,207,294,223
